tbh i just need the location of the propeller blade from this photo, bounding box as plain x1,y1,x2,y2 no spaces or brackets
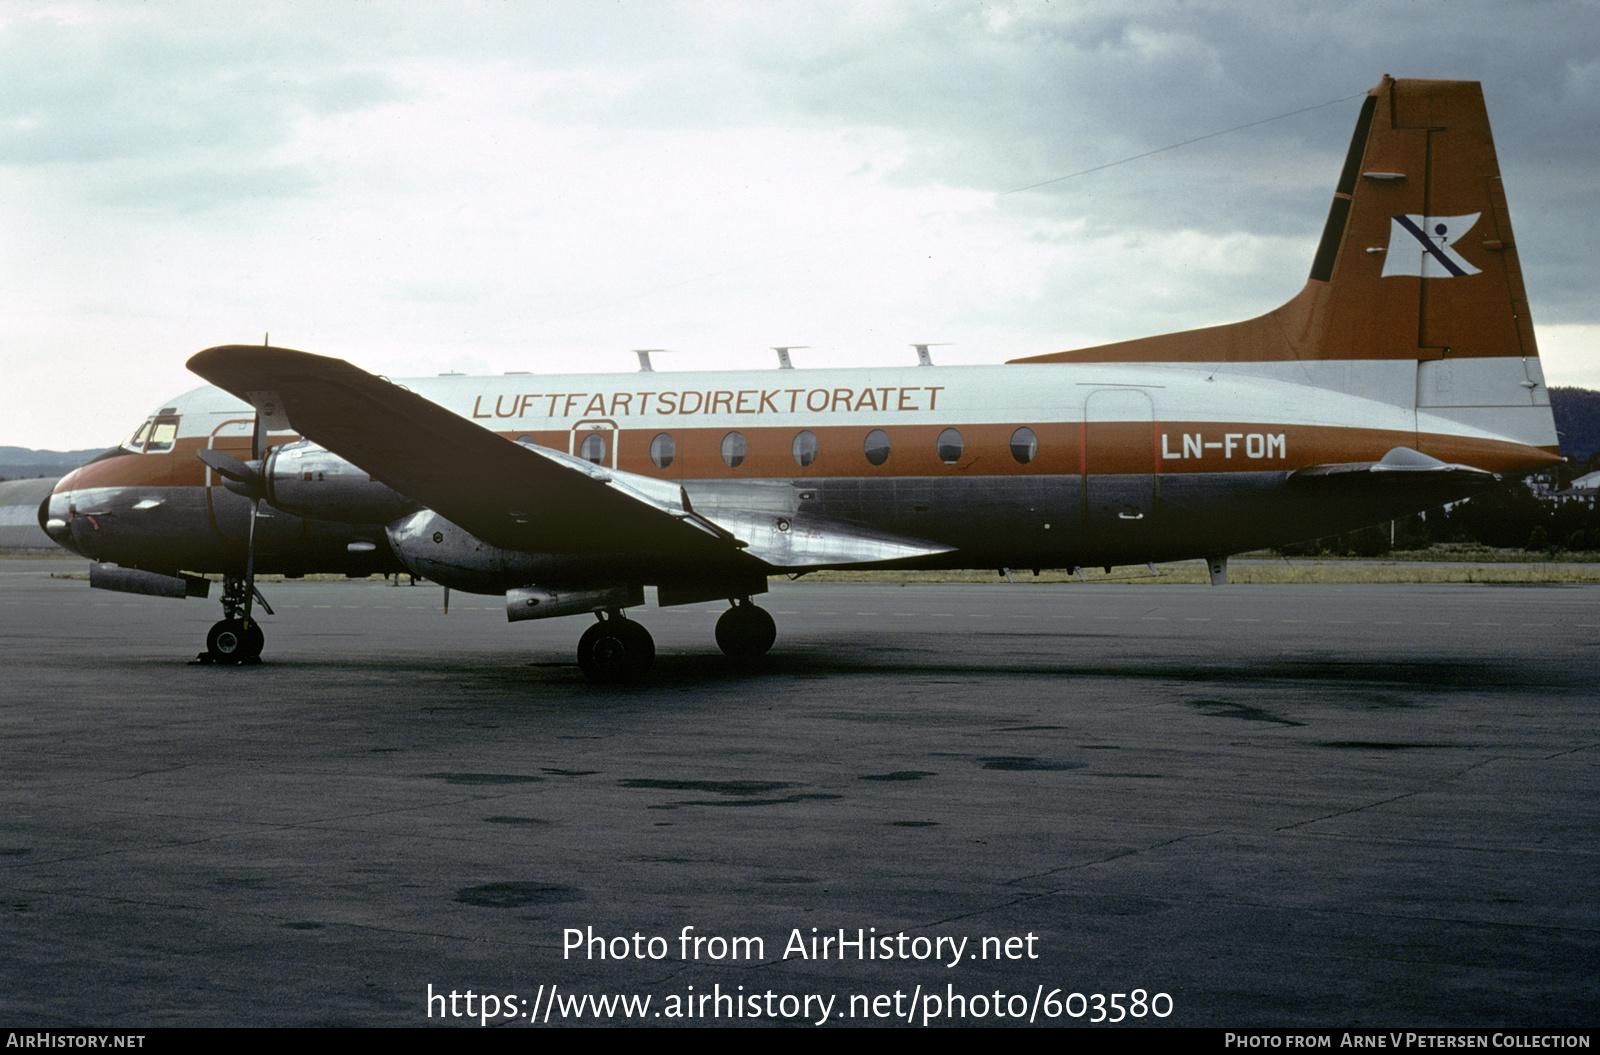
197,448,265,500
197,447,256,482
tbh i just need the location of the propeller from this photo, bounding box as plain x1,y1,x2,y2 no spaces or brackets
196,448,265,499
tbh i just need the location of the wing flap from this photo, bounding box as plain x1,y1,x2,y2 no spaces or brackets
704,508,954,567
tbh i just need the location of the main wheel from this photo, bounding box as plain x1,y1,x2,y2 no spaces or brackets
577,618,654,683
715,603,777,659
205,618,264,664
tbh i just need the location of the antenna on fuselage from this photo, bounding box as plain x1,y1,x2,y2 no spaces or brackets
772,346,807,369
912,343,949,366
632,349,665,372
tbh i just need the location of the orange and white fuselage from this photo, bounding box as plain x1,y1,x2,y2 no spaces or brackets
46,350,1556,579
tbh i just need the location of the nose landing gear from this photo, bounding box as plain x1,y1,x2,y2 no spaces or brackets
196,575,272,665
205,617,264,664
194,411,273,666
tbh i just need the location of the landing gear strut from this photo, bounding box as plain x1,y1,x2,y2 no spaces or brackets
715,599,776,659
577,608,654,683
198,574,271,665
195,411,272,666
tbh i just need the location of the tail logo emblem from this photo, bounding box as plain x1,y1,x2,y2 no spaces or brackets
1381,213,1482,278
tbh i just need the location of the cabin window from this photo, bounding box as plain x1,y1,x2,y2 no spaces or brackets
720,431,746,468
579,432,606,464
649,432,675,469
791,430,817,467
864,429,891,466
936,428,963,465
1010,427,1038,465
145,417,180,453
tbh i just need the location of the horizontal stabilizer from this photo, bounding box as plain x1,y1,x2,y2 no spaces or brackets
1289,446,1496,492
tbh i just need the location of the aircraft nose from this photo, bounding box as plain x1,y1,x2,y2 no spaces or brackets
40,483,80,553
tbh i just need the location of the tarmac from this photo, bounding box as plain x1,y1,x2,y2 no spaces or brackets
1,556,1596,1028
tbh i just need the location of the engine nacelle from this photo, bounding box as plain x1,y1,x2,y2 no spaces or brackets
385,508,629,596
263,441,414,525
506,584,644,622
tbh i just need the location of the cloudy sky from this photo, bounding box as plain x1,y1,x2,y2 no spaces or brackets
3,0,1597,450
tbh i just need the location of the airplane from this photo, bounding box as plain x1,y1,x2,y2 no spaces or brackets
40,76,1561,682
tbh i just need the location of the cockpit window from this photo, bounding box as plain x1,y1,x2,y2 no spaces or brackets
124,419,153,453
145,417,179,453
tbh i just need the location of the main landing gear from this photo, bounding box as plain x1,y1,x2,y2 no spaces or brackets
575,598,777,683
715,599,777,660
196,574,272,665
577,608,655,683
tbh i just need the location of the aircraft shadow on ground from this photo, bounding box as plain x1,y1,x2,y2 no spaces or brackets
129,642,1573,697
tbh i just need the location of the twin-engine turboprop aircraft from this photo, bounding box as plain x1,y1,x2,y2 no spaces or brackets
42,77,1561,681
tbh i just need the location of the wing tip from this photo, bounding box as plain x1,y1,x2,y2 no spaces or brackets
187,344,344,391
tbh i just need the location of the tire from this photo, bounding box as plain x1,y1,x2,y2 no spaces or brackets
577,618,654,683
715,604,777,659
206,619,264,664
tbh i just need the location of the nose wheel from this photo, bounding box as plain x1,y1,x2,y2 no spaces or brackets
577,610,655,683
195,574,272,665
205,618,264,664
715,600,776,659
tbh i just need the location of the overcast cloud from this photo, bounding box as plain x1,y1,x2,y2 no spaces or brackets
2,0,1596,448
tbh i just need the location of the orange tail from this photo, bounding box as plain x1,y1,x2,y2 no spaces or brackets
1012,75,1556,454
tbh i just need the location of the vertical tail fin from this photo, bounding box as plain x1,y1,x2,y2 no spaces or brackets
1011,76,1557,456
1311,75,1538,363
1014,76,1540,365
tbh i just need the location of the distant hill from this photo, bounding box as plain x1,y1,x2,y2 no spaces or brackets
0,446,108,481
1550,387,1600,462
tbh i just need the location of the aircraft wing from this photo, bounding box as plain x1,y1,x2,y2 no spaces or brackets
188,345,753,559
186,345,954,569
